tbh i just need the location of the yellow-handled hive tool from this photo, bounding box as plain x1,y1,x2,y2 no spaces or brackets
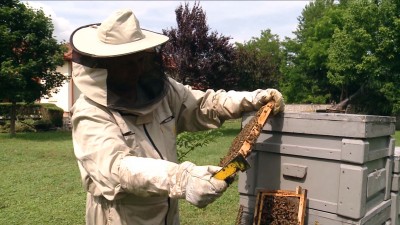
213,101,275,182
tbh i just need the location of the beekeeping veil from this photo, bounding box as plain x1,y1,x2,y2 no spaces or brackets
69,9,170,115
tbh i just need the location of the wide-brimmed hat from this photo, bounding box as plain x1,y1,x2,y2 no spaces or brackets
70,9,169,57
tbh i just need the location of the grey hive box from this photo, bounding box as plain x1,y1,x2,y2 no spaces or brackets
238,188,392,225
390,147,400,225
391,192,400,225
306,199,392,225
242,112,396,164
393,147,400,173
238,112,396,223
250,112,396,138
239,151,393,219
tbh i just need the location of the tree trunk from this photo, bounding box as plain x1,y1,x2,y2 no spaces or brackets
10,100,16,137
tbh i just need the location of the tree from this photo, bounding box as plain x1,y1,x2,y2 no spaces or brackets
280,0,343,104
281,0,400,115
162,1,237,90
234,29,282,91
161,2,236,160
327,0,400,115
0,0,66,136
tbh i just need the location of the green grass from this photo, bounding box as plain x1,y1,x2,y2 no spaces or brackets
178,120,242,225
0,132,85,225
0,120,242,225
1,122,399,225
395,131,400,146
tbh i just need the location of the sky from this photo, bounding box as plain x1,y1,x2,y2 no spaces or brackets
23,1,311,44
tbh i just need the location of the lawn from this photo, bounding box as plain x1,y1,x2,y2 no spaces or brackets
395,130,400,146
0,120,242,225
0,131,85,224
0,121,399,225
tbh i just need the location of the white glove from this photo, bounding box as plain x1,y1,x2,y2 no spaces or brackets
181,163,228,208
257,88,285,115
119,157,227,208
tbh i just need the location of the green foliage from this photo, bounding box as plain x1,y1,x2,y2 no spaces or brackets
0,119,36,133
0,0,66,103
327,0,400,115
176,129,222,162
162,1,237,90
40,103,64,127
234,29,282,90
0,0,67,135
280,0,400,115
280,0,343,104
0,103,63,132
32,119,53,131
0,102,41,117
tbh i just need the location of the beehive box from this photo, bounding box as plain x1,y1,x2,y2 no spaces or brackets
251,112,396,139
392,147,400,174
390,147,400,225
306,199,391,225
238,112,396,221
237,195,257,225
390,192,400,225
239,152,393,219
242,112,396,164
238,194,392,225
393,174,400,192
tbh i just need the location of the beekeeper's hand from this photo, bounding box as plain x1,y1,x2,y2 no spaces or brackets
257,88,284,115
119,157,227,208
181,163,228,208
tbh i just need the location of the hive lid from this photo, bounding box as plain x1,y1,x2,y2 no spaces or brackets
243,112,396,138
279,112,396,123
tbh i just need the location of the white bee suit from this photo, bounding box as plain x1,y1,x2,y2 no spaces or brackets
71,61,284,225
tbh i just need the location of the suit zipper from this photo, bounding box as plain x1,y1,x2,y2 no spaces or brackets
143,124,171,225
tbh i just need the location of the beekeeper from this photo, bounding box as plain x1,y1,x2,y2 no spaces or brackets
70,8,284,225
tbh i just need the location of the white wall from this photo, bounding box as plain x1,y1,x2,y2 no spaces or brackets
40,62,72,113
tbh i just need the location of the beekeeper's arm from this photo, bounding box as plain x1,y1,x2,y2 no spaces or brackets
119,157,227,208
166,78,284,133
72,98,226,208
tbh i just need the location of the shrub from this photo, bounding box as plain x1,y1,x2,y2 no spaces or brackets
0,103,64,132
0,120,36,133
176,129,222,162
40,103,64,128
0,103,41,117
33,119,53,131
